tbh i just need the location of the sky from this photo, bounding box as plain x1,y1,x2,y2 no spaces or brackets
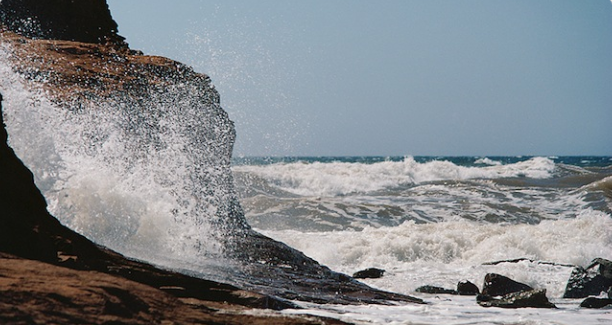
107,0,612,157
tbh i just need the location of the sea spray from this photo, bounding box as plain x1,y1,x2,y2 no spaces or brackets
0,43,246,270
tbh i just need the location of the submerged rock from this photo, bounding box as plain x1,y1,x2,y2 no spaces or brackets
353,268,386,279
414,280,480,296
477,289,556,309
563,258,612,298
580,297,612,309
481,273,533,296
415,285,457,295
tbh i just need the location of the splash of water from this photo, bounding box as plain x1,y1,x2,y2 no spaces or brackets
0,43,247,269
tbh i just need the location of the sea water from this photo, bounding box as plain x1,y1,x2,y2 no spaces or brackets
233,156,612,324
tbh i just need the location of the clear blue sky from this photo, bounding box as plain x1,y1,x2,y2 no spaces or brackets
107,0,612,157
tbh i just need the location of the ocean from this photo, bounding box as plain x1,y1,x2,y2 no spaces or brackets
232,156,612,324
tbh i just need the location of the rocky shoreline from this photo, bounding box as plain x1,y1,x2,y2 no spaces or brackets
2,2,609,324
0,90,351,324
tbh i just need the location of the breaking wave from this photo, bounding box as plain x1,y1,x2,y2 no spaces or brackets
233,156,556,197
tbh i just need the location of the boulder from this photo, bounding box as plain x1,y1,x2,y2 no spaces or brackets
457,280,480,296
481,273,533,296
477,289,556,309
580,297,612,309
563,258,612,298
415,285,457,295
353,268,385,279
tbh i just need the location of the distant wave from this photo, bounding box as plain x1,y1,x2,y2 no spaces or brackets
233,156,556,197
474,157,502,166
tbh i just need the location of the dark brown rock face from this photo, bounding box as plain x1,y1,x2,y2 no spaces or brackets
0,0,126,46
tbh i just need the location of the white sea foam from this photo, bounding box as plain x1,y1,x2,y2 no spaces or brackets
261,209,612,324
259,209,612,296
233,156,556,197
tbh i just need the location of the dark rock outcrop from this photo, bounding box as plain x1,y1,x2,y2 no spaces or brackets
481,273,533,296
0,0,126,47
353,268,386,279
414,280,480,296
563,258,612,298
477,289,556,309
580,297,612,309
457,280,480,296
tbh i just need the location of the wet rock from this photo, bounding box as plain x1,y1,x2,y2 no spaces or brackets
457,280,480,296
415,285,457,295
353,268,385,279
481,273,533,296
477,289,556,309
563,258,612,298
580,297,612,309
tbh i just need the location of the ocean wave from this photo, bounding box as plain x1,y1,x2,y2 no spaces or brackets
474,157,502,166
262,209,612,268
260,209,612,297
233,156,557,197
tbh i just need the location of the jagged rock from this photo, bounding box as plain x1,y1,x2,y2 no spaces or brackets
457,280,480,296
481,273,533,296
353,268,385,279
477,289,556,309
415,285,457,295
580,297,612,309
563,258,612,298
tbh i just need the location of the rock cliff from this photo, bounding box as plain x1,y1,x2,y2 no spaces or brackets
0,1,423,320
